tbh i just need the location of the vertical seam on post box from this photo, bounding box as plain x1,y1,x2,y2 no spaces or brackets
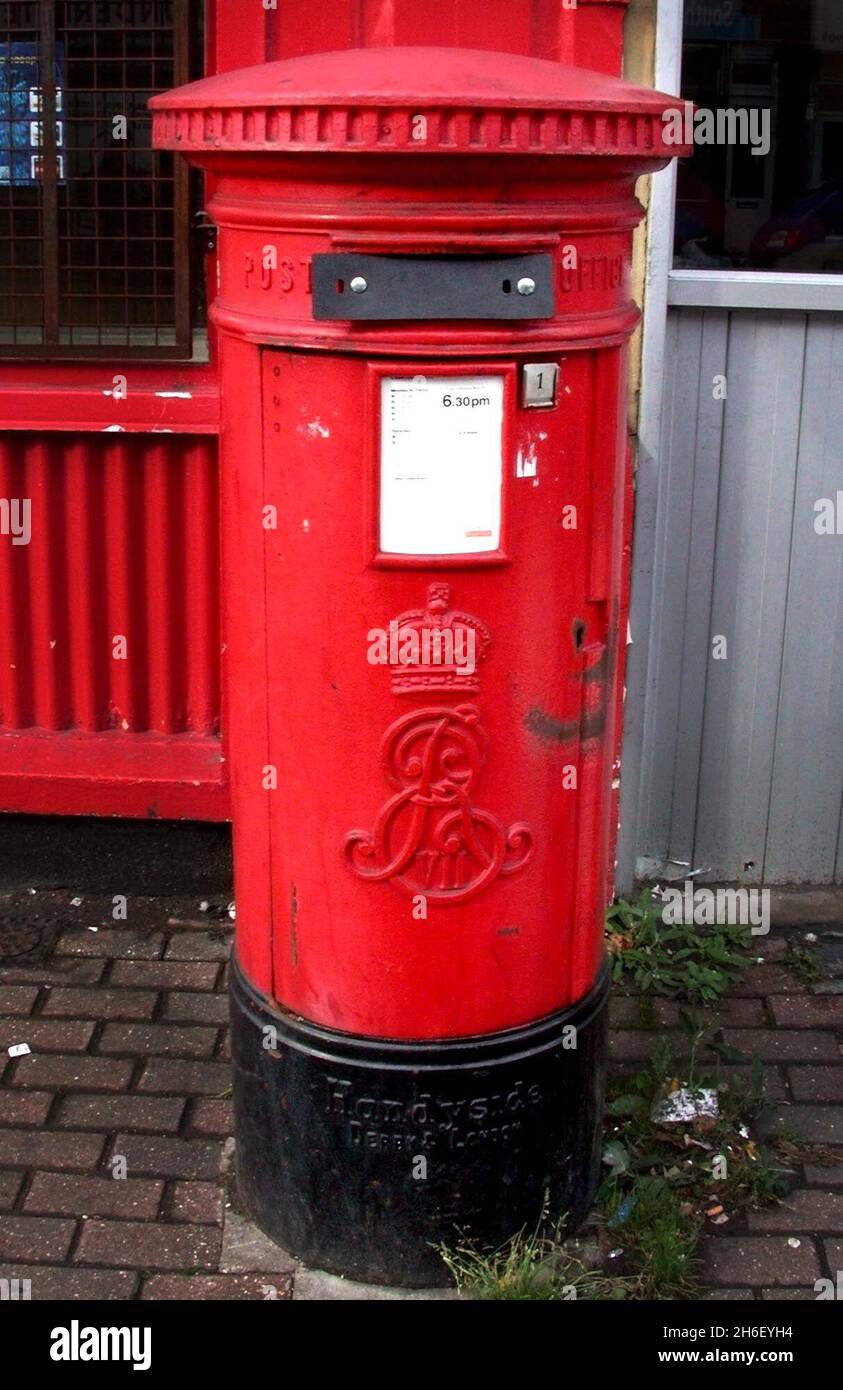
259,350,277,998
570,349,601,1004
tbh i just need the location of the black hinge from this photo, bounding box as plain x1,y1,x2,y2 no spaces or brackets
193,211,218,256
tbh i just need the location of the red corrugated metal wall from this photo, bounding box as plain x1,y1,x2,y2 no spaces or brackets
0,431,225,818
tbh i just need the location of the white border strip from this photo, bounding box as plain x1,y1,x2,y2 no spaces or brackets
668,270,843,312
637,0,684,467
617,0,685,896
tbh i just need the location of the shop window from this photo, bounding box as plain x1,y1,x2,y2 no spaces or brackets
0,0,203,357
676,0,843,273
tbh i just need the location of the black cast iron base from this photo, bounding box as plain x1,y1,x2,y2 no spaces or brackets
229,955,610,1287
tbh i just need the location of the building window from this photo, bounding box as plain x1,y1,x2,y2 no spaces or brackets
676,0,843,273
0,0,201,358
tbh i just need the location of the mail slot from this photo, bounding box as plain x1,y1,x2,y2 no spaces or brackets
152,45,689,1287
311,254,556,319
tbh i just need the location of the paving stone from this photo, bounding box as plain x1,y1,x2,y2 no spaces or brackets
142,1273,290,1300
77,1219,221,1270
746,1189,843,1233
41,988,158,1020
759,1287,819,1300
161,991,229,1025
98,1023,219,1058
787,1067,843,1103
164,913,232,931
0,1264,138,1300
722,1029,841,1062
0,1215,76,1262
753,937,789,961
610,1031,684,1061
757,1106,843,1144
0,1129,105,1171
0,1170,23,1210
614,1028,839,1065
822,1240,843,1275
138,1058,231,1095
815,942,843,979
610,997,765,1029
770,996,843,1029
0,960,106,987
10,1054,134,1092
0,1091,54,1126
168,1181,223,1225
55,1093,185,1133
110,960,219,990
700,1287,756,1301
0,986,39,1016
164,933,232,962
804,1164,843,1186
292,1268,457,1300
56,929,165,959
732,966,806,997
0,1018,95,1052
718,1065,789,1103
25,1172,163,1220
700,1236,820,1287
110,1133,222,1181
187,1098,233,1136
220,1211,297,1274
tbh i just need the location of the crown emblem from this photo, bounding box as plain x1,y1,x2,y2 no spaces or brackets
382,583,491,695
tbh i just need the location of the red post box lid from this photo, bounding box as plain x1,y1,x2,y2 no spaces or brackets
151,45,690,162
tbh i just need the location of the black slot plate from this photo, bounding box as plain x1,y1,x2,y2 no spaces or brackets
311,253,555,321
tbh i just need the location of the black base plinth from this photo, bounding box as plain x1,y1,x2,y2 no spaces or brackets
229,954,609,1287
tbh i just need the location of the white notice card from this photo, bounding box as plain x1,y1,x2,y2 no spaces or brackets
379,375,504,556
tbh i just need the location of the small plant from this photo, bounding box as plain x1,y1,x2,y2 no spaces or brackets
439,1223,638,1301
600,1017,790,1293
784,941,823,984
606,891,751,1004
601,1175,699,1299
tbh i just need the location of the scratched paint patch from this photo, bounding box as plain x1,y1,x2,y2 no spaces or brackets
515,444,537,478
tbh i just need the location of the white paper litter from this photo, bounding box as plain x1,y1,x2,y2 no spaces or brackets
651,1087,720,1125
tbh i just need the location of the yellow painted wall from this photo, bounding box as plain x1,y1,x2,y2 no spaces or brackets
624,0,658,431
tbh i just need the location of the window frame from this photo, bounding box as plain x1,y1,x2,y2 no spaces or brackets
651,0,843,315
0,0,195,361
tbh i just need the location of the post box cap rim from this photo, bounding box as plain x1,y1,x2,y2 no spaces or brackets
150,46,692,160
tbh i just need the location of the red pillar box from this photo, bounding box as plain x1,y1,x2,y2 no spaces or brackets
152,48,688,1287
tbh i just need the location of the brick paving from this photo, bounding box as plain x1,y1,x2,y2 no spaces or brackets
0,892,841,1300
